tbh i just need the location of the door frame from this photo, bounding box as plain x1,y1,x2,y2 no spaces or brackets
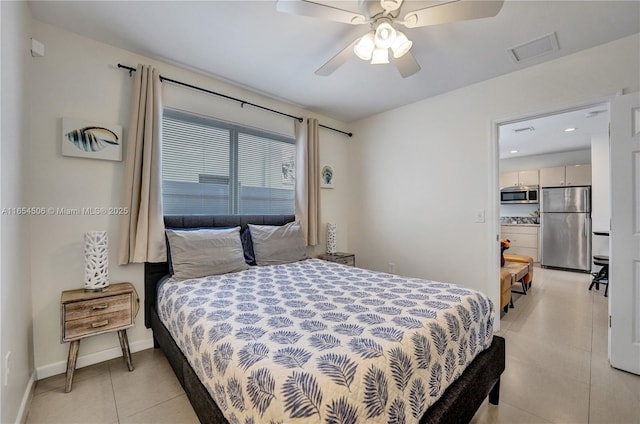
489,93,618,330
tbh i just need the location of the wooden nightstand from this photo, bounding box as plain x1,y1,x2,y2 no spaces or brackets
61,282,139,392
319,252,355,266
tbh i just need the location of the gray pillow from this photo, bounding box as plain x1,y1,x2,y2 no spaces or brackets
248,221,307,266
165,227,249,280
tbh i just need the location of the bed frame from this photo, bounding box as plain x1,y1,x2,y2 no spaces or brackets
145,215,505,424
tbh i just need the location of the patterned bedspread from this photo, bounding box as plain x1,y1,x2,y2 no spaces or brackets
157,259,494,424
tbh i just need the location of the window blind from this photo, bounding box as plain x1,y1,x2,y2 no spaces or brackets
162,110,295,215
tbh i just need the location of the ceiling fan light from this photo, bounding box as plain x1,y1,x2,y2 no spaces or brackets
354,32,375,61
371,47,389,64
391,31,412,58
374,22,396,49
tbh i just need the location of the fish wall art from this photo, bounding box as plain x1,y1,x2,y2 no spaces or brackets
320,163,334,188
61,118,123,161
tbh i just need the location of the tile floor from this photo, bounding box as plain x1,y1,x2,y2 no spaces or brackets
471,266,640,424
26,266,640,423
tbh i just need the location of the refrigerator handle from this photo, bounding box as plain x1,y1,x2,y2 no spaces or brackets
584,191,588,213
585,216,590,237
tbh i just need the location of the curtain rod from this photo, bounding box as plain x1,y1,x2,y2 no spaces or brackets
117,64,353,137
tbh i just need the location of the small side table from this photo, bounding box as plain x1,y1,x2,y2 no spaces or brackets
319,252,355,266
60,282,139,392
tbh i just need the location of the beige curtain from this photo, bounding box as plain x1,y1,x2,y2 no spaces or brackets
295,117,321,245
118,65,165,264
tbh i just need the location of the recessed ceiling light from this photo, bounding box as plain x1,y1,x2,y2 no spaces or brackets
564,127,577,132
510,150,519,154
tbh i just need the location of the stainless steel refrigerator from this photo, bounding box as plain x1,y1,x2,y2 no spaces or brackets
540,186,591,272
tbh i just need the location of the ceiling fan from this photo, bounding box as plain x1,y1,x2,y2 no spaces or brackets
276,0,505,78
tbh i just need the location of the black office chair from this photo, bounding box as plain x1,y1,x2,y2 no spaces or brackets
589,255,609,297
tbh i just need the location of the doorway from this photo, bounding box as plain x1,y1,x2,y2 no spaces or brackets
495,102,610,316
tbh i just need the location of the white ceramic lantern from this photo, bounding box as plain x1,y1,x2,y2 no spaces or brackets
326,223,337,254
84,231,109,291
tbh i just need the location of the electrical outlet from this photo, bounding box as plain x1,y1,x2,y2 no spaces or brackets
388,262,396,274
475,208,485,223
4,351,11,386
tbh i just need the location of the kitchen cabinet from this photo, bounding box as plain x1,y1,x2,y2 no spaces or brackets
500,224,539,262
500,172,518,187
539,164,591,187
519,170,540,186
565,164,592,186
500,169,539,188
539,166,565,187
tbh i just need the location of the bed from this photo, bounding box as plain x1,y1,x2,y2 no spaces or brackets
145,215,505,423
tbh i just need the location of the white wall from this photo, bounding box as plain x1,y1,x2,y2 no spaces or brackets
499,149,592,172
348,34,640,322
1,1,35,422
29,19,351,378
591,134,610,258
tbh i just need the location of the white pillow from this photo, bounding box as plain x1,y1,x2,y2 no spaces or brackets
165,227,249,279
247,221,307,266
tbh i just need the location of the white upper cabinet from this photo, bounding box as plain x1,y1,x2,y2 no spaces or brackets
539,166,566,187
565,164,592,186
499,169,539,188
540,164,592,187
499,171,519,187
518,169,540,186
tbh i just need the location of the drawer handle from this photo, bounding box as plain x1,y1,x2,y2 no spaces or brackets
91,320,109,328
92,304,109,310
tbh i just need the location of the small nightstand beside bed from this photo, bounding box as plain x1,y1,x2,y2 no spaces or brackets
145,215,505,424
61,282,139,392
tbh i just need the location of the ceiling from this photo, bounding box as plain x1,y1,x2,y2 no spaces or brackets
28,1,639,123
499,104,610,159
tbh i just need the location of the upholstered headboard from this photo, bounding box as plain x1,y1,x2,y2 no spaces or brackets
143,214,295,328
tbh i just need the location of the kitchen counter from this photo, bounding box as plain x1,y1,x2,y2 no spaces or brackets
501,223,539,227
500,216,539,226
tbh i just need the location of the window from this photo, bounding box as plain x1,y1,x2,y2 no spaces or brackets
162,109,296,215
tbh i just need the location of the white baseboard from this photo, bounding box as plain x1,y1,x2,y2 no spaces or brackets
16,370,36,424
35,338,154,380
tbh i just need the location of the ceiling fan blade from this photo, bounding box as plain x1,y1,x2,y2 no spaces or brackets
359,0,385,19
402,0,504,29
315,38,359,76
392,52,421,78
276,0,367,25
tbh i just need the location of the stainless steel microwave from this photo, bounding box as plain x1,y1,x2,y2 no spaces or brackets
500,185,539,204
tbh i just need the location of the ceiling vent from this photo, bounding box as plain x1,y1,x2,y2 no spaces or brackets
508,32,559,63
585,109,608,118
513,126,535,133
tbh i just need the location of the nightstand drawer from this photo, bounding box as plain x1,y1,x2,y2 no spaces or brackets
319,253,355,266
63,309,133,341
64,293,132,321
335,256,355,266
